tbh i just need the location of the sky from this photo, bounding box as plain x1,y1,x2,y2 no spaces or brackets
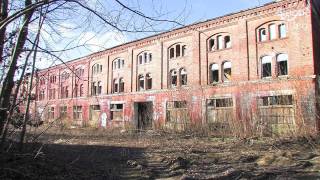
35,0,274,69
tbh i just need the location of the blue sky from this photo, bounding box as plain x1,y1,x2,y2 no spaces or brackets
36,0,274,69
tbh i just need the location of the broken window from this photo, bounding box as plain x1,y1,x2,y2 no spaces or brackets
209,39,215,51
277,54,288,76
110,103,123,121
176,44,181,57
169,48,175,59
113,79,118,93
217,35,223,50
170,69,177,87
269,24,276,40
224,36,231,48
48,107,55,119
73,106,82,120
119,78,124,93
138,74,145,91
80,84,84,97
182,45,186,56
180,68,187,86
222,61,232,82
279,23,286,38
89,105,101,121
92,82,97,96
261,56,272,78
98,81,102,95
59,106,67,118
210,63,219,83
146,73,152,90
259,28,267,42
207,98,233,108
259,95,293,106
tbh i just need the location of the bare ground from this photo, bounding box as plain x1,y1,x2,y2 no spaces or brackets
1,127,320,180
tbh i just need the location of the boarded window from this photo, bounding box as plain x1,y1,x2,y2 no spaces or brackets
110,104,123,121
269,24,276,40
261,56,272,78
89,105,101,121
277,54,288,76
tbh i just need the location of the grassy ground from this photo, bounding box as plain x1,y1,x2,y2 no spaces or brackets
1,127,320,179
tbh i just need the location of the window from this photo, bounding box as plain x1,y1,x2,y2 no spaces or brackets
169,44,186,59
210,63,219,83
207,98,233,108
259,28,267,42
277,54,288,76
92,64,102,75
59,106,67,118
40,78,46,85
167,101,187,109
49,75,56,83
91,82,97,96
110,104,123,121
138,74,145,91
146,73,152,90
209,39,215,51
225,36,231,48
80,84,84,97
259,95,293,106
261,56,272,78
119,78,124,93
48,107,55,119
61,86,69,98
73,106,82,120
75,68,84,77
180,68,187,86
61,72,69,82
170,69,177,87
49,88,55,100
74,84,78,97
279,23,287,38
269,24,276,40
113,58,124,70
222,61,232,82
138,52,152,65
98,81,102,95
113,79,119,93
217,35,223,50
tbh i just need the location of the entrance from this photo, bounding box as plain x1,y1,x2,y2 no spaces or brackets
135,102,153,130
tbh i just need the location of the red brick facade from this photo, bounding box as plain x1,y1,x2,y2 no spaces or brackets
24,0,320,135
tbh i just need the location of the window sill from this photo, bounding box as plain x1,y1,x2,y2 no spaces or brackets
208,47,232,53
169,56,187,60
277,75,289,79
257,37,288,44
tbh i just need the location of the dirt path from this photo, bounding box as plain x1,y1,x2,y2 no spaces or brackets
1,128,320,179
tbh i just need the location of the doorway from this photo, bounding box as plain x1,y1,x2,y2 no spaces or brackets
135,102,153,130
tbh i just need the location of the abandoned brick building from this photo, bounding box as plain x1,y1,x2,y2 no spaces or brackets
22,0,320,135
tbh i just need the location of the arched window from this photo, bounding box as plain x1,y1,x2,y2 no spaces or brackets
74,84,78,97
113,58,124,70
259,28,267,42
170,69,177,87
261,56,272,78
222,61,232,82
92,64,102,75
91,82,97,95
279,23,287,38
138,74,145,91
146,73,152,90
269,24,276,40
210,63,219,83
119,78,124,93
138,51,152,65
180,68,187,86
209,39,215,51
169,44,186,59
277,54,288,76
